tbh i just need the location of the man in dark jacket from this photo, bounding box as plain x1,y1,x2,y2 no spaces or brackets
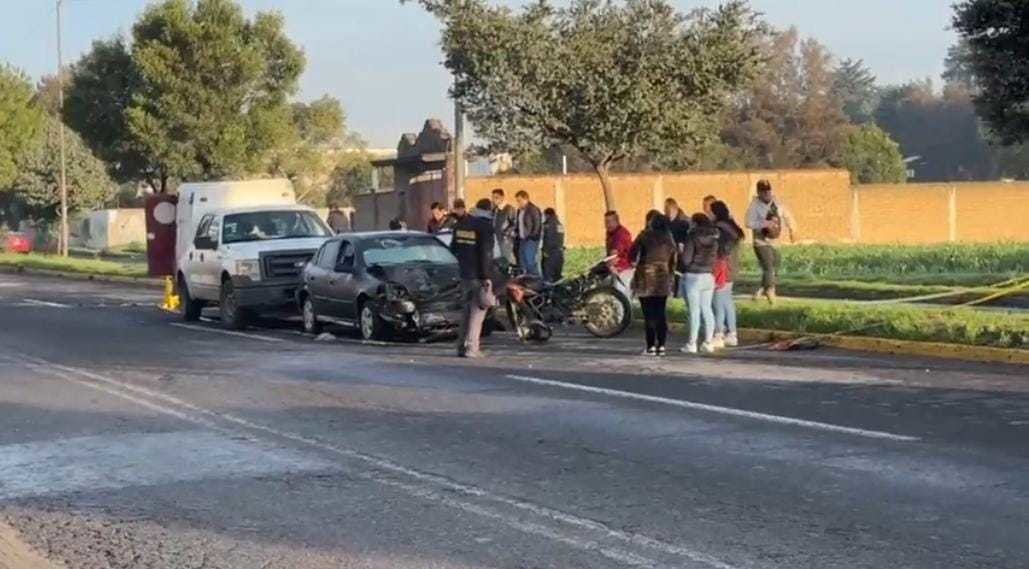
663,198,691,249
427,202,449,233
541,208,565,282
515,190,542,277
491,188,517,264
450,198,496,358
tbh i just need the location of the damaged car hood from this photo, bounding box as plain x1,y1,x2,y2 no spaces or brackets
374,263,462,301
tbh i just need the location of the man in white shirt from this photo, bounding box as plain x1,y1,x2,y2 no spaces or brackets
744,180,796,304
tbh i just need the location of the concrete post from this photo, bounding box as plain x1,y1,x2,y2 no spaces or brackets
948,185,958,242
555,178,567,222
850,186,861,243
652,175,665,210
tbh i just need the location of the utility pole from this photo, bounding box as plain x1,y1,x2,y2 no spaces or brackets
453,100,465,201
56,0,69,257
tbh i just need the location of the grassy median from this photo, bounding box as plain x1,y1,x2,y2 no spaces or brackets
0,252,149,278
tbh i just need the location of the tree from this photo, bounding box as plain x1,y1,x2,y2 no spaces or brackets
326,152,375,207
833,58,879,124
125,0,305,188
841,124,906,184
721,29,850,169
0,65,44,189
62,38,151,187
12,116,116,220
408,0,764,210
952,0,1029,144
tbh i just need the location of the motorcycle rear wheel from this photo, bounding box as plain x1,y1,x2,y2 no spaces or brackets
580,287,632,338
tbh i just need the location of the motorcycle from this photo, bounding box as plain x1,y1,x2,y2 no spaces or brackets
504,257,632,341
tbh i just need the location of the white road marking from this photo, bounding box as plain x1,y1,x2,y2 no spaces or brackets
169,323,286,343
20,299,70,308
0,431,332,500
15,354,735,569
506,374,920,442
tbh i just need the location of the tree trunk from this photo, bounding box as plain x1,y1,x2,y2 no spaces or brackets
594,162,616,212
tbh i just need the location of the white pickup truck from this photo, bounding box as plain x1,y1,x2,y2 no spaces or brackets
174,180,333,329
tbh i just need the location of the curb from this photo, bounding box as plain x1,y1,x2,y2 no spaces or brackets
633,321,1028,366
0,265,162,289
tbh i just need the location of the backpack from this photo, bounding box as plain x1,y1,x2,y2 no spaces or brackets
762,202,782,240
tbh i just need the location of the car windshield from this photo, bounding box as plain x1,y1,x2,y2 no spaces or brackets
362,236,457,267
222,211,331,244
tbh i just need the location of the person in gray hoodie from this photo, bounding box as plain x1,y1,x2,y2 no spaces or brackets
678,213,720,354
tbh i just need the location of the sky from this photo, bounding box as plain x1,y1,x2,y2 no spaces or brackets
1,1,958,148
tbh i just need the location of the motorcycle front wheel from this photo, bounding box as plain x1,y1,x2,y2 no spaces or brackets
506,300,551,342
580,286,632,338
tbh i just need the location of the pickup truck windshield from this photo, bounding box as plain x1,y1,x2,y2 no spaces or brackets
362,236,457,267
222,211,331,244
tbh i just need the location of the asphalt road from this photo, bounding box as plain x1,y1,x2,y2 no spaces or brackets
1,272,1027,569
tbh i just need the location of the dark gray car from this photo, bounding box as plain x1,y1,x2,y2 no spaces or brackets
297,231,464,340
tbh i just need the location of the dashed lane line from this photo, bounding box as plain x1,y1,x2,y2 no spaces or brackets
506,374,920,442
20,299,70,308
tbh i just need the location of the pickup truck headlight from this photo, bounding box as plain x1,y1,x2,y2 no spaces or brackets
235,259,262,282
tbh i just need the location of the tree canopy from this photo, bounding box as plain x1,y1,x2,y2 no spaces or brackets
0,65,44,189
841,124,906,184
952,0,1029,144
408,0,765,209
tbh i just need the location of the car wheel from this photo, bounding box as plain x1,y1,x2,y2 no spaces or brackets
220,280,249,330
359,302,389,341
302,296,322,335
179,276,203,322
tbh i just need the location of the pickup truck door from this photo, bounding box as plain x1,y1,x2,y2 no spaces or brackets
185,215,218,300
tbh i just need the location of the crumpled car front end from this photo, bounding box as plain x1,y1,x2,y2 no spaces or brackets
371,266,465,336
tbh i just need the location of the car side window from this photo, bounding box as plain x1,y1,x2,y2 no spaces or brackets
207,217,221,245
317,240,341,270
194,215,212,241
337,241,356,271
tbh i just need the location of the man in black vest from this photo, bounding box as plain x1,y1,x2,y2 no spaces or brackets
450,198,496,358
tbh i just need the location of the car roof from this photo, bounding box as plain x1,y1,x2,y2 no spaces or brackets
213,204,316,216
332,230,439,242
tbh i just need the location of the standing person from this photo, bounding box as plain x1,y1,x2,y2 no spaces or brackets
427,202,448,233
515,191,542,277
711,201,744,348
664,198,691,249
630,211,677,356
491,188,517,265
541,207,565,282
745,180,796,304
450,198,496,359
679,213,720,354
702,195,718,220
388,217,407,231
326,203,350,234
604,211,634,297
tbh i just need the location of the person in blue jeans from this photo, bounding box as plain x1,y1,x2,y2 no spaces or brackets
679,213,720,354
710,201,745,348
515,190,543,277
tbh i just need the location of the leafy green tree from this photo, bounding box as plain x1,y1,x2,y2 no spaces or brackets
407,0,764,209
832,58,879,124
61,38,152,187
952,0,1029,144
0,65,44,189
722,29,850,169
13,116,116,220
125,0,305,187
841,124,906,184
326,152,375,207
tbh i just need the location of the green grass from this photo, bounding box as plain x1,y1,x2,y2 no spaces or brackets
663,298,1029,349
0,252,149,278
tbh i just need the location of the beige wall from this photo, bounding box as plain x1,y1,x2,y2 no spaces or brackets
360,172,1029,246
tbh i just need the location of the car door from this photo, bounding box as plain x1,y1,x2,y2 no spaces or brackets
306,239,340,316
326,240,359,321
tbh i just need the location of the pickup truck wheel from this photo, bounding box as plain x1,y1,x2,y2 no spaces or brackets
220,280,249,330
178,277,203,322
359,302,389,341
302,297,322,334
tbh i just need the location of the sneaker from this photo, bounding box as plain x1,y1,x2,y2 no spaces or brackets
656,346,667,357
680,343,698,354
712,334,725,349
724,332,739,347
700,342,716,354
641,347,657,357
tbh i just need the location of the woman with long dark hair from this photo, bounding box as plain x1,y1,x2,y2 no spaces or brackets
629,210,677,356
679,213,720,353
710,201,745,348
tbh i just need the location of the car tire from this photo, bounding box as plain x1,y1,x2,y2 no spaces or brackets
302,296,322,335
220,280,249,330
358,301,389,341
179,276,203,322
